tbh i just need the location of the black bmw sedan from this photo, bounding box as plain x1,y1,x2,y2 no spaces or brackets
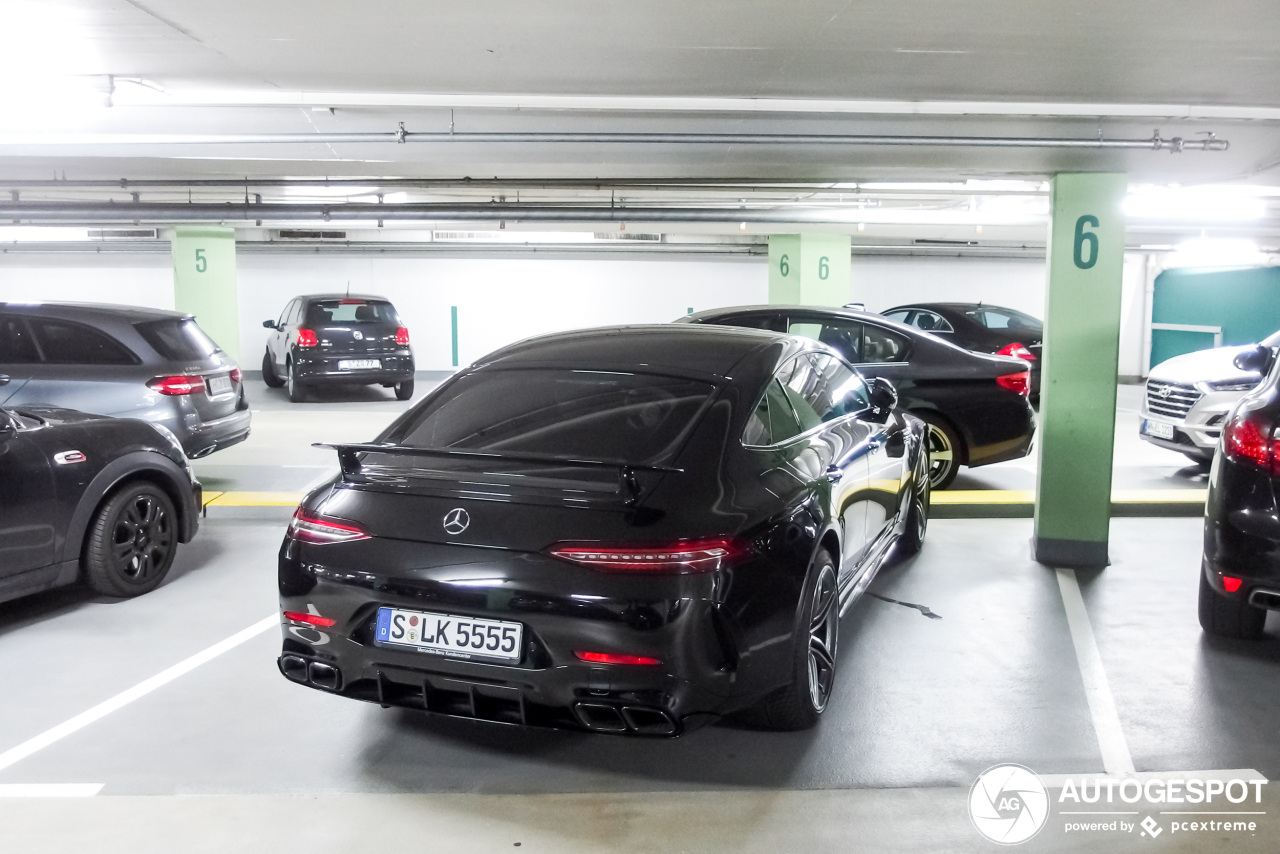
0,388,202,605
277,325,931,734
680,305,1035,489
1200,343,1280,639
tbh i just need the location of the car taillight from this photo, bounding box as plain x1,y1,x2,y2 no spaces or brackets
147,375,202,395
229,368,242,384
395,327,410,346
1223,412,1280,475
283,611,337,627
1222,576,1244,593
996,342,1037,361
546,537,748,574
575,651,662,666
996,371,1031,396
296,328,319,348
286,508,371,544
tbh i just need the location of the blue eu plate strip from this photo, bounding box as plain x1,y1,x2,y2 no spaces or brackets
376,607,392,642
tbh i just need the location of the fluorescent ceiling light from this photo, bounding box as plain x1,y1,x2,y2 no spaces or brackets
0,227,92,242
1124,188,1267,221
1166,238,1270,269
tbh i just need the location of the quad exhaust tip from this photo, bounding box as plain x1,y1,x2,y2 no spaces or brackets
575,702,676,736
278,655,342,692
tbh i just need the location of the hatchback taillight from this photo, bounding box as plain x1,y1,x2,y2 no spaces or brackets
1223,412,1280,476
395,327,410,346
995,371,1031,396
286,508,371,544
296,329,319,348
996,342,1037,361
147,375,202,396
546,537,749,574
229,368,242,384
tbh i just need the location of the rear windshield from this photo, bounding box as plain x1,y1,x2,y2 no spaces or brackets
306,299,398,326
390,369,717,464
135,318,222,362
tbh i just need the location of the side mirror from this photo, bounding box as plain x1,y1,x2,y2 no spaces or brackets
867,377,898,422
263,320,277,329
1233,345,1274,375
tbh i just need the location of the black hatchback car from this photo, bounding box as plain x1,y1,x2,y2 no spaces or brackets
1,392,201,605
1200,343,1280,639
881,303,1043,397
262,294,415,402
276,325,930,735
680,305,1035,489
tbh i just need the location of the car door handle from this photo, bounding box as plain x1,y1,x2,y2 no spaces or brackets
823,465,843,483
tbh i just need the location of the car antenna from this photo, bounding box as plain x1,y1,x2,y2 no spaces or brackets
345,281,350,298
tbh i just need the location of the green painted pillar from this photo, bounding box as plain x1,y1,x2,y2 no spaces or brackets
171,226,239,359
768,233,850,305
1034,174,1128,568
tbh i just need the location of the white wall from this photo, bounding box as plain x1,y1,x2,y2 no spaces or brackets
0,254,174,310
851,256,1047,317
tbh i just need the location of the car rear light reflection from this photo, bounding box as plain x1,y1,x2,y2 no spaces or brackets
283,610,337,627
1223,413,1280,476
395,327,410,346
1222,576,1244,593
147,375,202,395
996,342,1037,361
286,508,371,544
995,371,1031,396
296,328,319,348
575,651,662,666
547,537,748,574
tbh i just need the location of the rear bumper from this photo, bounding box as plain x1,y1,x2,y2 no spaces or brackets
178,408,252,458
962,397,1037,468
1203,454,1280,604
294,353,414,385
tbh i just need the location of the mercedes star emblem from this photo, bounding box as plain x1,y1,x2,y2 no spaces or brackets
443,508,470,535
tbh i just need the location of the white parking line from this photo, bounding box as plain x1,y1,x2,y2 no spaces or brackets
1056,568,1136,775
0,615,278,775
0,784,103,797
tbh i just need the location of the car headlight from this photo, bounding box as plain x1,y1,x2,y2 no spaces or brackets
1204,379,1261,392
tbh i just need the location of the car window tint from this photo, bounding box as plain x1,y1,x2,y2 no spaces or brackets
277,300,294,327
912,311,954,333
742,385,772,446
0,315,39,364
718,314,787,333
787,317,863,363
862,324,908,363
742,378,804,446
29,318,136,365
775,356,824,433
966,308,1041,331
395,369,715,464
882,310,911,323
306,300,398,326
134,318,221,361
807,353,870,419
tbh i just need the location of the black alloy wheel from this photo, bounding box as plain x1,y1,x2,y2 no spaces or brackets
287,360,307,403
84,482,179,597
262,349,285,388
897,449,931,557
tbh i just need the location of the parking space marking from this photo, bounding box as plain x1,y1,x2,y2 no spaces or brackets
1056,568,1137,775
0,784,103,797
0,615,278,775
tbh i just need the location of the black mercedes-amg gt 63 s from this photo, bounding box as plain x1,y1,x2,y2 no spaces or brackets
277,325,930,735
1200,343,1280,639
0,382,202,606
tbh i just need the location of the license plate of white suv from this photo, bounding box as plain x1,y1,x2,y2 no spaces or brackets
338,359,381,370
1144,419,1175,440
375,606,523,662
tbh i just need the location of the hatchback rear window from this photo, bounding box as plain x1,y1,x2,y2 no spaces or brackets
306,300,398,326
392,369,717,464
135,318,222,362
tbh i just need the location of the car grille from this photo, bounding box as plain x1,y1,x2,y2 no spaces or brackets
1146,380,1202,419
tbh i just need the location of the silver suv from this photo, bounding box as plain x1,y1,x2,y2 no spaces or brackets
1140,329,1280,462
0,302,251,458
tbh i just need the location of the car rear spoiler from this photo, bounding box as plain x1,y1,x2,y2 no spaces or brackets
313,443,683,506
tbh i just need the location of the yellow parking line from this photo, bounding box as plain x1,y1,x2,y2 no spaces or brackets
204,491,303,507
1111,488,1207,504
933,488,1206,506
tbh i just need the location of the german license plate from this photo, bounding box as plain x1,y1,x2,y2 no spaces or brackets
206,375,233,396
338,359,381,370
1144,419,1175,440
375,607,523,662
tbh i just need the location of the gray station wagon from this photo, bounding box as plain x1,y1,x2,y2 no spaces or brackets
0,302,251,458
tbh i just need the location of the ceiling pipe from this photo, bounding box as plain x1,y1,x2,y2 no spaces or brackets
0,128,1229,151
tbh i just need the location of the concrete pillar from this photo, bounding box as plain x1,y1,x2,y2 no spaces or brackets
1033,173,1128,568
768,233,851,305
171,226,239,360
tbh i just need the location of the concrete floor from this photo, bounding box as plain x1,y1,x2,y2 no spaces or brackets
1,514,1276,851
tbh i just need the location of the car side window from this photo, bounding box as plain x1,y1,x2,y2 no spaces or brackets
807,353,870,419
861,324,908,363
289,300,305,326
775,356,825,433
277,300,295,328
787,317,863,364
742,378,804,446
0,315,40,364
882,310,912,324
28,318,137,365
911,311,954,333
720,313,787,333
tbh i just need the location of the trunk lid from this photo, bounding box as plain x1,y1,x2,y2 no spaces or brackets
134,317,242,421
303,299,405,357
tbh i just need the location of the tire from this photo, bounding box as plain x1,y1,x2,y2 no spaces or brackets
394,379,415,401
287,360,307,403
753,550,839,731
1198,570,1266,639
262,349,285,388
83,482,179,598
897,450,931,557
915,411,963,490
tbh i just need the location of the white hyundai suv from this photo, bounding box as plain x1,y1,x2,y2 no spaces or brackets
1140,329,1280,463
